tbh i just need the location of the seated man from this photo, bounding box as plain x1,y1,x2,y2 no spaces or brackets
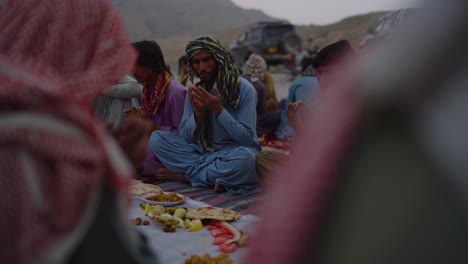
263,70,280,111
94,75,142,129
178,55,190,87
242,54,282,136
276,40,353,140
150,37,260,195
131,40,187,179
242,50,279,111
275,60,319,140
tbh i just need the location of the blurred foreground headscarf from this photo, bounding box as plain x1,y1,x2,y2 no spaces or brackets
244,54,267,82
0,0,136,263
245,1,468,263
186,37,240,152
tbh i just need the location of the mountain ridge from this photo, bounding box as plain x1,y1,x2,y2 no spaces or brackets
109,1,387,64
110,0,276,41
157,12,387,64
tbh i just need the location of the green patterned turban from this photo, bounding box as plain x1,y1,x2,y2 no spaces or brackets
186,36,240,109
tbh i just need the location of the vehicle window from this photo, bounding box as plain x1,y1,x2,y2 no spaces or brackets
375,22,384,33
263,25,294,40
372,9,415,36
374,14,394,34
243,32,250,41
237,32,247,42
250,27,262,41
382,17,393,32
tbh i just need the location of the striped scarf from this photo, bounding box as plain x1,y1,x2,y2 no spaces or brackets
186,37,240,152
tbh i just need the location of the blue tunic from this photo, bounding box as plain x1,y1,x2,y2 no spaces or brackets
149,78,261,194
275,76,319,140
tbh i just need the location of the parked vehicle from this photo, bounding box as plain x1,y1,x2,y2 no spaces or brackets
361,8,416,46
229,21,302,67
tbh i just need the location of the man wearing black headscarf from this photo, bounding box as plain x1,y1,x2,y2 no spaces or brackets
313,39,354,88
149,37,261,194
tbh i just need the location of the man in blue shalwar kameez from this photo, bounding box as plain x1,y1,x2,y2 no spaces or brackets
149,37,260,194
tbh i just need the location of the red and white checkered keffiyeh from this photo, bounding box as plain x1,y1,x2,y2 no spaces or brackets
0,0,136,263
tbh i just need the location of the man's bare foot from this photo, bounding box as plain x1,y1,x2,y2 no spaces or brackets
214,182,226,193
155,168,189,183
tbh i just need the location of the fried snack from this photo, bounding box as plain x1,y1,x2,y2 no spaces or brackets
145,192,183,202
163,226,177,233
238,232,251,247
185,253,233,264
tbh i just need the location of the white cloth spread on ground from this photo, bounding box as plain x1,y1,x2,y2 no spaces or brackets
128,196,259,263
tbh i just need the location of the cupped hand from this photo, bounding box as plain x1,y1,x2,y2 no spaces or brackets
196,87,223,115
188,86,207,113
287,100,305,129
123,107,142,117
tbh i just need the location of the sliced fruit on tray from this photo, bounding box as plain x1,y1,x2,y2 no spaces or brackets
206,220,251,253
187,219,203,232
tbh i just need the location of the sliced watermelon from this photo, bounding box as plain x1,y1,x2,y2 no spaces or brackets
210,228,228,237
213,235,230,245
219,243,237,253
208,221,243,253
216,221,242,244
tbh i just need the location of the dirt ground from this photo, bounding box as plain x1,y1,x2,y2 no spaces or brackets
271,72,296,101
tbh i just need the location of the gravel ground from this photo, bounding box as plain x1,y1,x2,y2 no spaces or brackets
271,72,296,101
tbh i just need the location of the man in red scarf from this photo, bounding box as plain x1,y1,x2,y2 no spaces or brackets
130,40,187,179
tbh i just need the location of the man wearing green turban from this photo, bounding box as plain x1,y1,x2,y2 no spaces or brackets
149,37,260,194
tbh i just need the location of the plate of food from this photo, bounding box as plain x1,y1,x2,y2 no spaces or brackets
137,191,186,206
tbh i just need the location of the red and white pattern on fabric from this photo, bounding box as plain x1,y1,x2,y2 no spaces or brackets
141,70,172,116
0,0,137,263
244,77,364,264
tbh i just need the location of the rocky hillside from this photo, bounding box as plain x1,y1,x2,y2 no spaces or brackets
157,12,388,64
109,0,388,65
110,0,275,41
